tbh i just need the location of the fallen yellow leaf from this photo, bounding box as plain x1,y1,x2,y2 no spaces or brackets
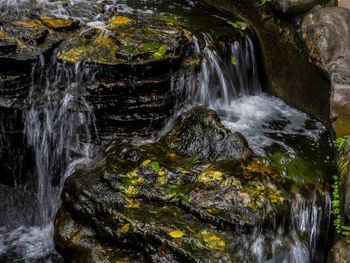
169,230,185,238
141,159,151,167
118,224,130,234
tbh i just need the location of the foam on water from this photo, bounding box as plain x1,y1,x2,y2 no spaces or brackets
218,94,325,155
0,225,57,262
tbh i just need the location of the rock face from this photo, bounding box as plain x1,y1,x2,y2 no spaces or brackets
199,0,331,124
302,7,350,137
329,237,350,263
54,108,329,262
0,6,194,186
272,0,328,14
161,107,252,161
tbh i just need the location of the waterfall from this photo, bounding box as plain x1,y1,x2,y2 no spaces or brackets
0,56,97,261
0,1,333,262
24,58,97,225
174,34,261,109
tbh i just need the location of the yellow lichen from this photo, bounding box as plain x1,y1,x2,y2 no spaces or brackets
196,170,223,184
157,168,167,185
179,169,191,175
169,230,185,238
201,231,225,252
130,177,143,186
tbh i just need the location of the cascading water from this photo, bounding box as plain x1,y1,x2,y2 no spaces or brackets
24,59,97,225
168,32,333,262
0,0,334,262
0,56,97,261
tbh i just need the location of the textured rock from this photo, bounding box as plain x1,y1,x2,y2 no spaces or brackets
161,107,252,161
302,7,350,136
329,237,350,263
86,77,176,138
54,108,330,262
272,0,327,14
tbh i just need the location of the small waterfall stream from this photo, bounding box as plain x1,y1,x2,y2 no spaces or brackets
0,57,98,261
24,59,97,225
0,0,334,262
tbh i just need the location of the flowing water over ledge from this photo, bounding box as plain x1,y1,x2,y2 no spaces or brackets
0,0,334,262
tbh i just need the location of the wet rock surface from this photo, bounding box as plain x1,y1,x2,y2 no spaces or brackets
272,0,328,14
54,108,329,262
302,7,350,137
161,107,252,161
329,237,350,263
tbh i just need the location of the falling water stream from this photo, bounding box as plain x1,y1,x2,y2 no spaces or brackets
0,0,334,262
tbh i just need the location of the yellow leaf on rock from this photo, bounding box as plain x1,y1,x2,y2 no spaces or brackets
141,159,152,167
158,169,166,176
196,170,223,184
118,223,130,234
169,230,185,238
201,232,226,252
109,16,133,27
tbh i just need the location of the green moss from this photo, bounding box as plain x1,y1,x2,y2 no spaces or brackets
152,45,168,60
143,42,162,53
266,150,325,184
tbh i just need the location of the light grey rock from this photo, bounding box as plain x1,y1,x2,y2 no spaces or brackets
302,7,350,136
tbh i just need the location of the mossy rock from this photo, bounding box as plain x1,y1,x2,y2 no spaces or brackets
57,15,191,75
55,109,328,262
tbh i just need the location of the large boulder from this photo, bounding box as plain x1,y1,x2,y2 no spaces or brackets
302,7,350,137
54,108,329,262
